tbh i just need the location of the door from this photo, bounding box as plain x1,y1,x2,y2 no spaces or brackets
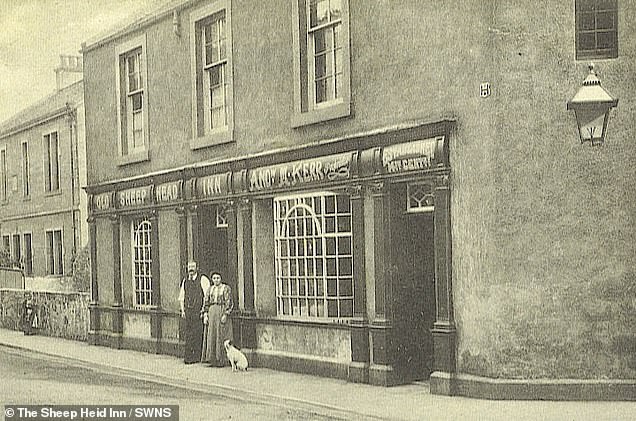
391,183,436,382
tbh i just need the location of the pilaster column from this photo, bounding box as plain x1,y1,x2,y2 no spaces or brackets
188,205,200,265
431,172,456,377
88,216,99,345
149,210,162,352
109,215,122,307
370,181,393,323
347,184,369,383
176,206,188,278
109,214,123,347
368,181,397,386
238,198,254,314
225,200,239,307
237,197,255,350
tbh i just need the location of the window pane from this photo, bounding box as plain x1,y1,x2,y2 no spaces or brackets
314,29,327,54
330,0,342,20
327,299,338,317
597,31,616,49
337,237,351,255
310,0,329,28
578,0,596,12
578,32,596,50
578,12,595,30
340,299,353,317
132,92,143,111
315,79,327,104
339,279,352,296
596,11,614,30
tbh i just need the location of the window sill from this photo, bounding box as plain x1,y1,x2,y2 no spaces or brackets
291,101,351,128
190,128,234,150
117,149,150,166
44,190,63,198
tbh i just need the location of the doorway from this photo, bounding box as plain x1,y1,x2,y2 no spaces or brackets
391,182,436,382
198,204,229,280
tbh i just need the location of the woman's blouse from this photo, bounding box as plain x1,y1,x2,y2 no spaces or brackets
204,283,233,315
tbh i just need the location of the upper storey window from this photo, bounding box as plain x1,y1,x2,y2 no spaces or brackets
309,0,343,106
575,0,618,60
190,0,234,150
116,35,149,165
292,0,351,128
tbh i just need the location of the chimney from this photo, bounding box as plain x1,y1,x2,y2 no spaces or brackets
55,55,83,91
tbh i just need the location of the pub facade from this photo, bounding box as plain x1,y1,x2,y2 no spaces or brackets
83,0,635,399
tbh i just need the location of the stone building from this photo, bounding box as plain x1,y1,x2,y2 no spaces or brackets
0,55,87,279
82,0,635,398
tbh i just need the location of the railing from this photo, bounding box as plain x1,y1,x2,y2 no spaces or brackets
0,267,24,289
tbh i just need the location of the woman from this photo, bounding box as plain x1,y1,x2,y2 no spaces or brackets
202,271,234,367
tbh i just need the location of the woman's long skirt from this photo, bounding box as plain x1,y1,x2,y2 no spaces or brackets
203,305,233,366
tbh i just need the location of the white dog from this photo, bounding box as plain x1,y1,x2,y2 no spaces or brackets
224,339,248,372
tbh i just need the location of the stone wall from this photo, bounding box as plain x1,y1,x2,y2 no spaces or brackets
0,289,89,341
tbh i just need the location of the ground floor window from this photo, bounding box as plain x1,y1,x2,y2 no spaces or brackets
23,233,32,275
45,230,63,275
132,218,153,308
274,192,353,319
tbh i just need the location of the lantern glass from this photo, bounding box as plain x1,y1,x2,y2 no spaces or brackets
574,105,609,145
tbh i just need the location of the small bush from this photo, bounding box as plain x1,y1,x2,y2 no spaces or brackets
69,245,91,292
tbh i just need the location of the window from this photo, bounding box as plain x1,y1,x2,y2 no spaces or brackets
23,233,32,275
132,218,153,308
12,234,21,265
576,0,618,60
292,0,351,127
0,147,6,202
274,192,353,319
43,132,60,192
46,230,63,275
407,183,434,213
116,35,149,165
2,235,9,254
190,0,234,149
216,204,228,228
22,142,29,197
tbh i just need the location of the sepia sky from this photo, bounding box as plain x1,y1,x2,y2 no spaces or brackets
0,0,172,123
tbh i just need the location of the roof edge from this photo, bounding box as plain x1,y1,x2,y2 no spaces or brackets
81,0,199,53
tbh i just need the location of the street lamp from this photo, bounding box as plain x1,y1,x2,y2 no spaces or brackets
567,63,618,146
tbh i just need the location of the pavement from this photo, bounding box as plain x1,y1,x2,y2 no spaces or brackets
0,328,634,421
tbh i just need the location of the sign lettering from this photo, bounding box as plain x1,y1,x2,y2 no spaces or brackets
196,173,229,199
248,153,352,192
118,186,151,208
382,137,443,174
155,181,182,204
93,193,112,211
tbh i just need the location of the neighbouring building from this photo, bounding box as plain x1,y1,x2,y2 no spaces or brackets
0,55,88,279
81,0,635,399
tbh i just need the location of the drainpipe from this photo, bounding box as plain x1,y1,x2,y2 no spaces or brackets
65,103,78,261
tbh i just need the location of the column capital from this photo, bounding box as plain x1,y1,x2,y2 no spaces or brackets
175,205,186,216
345,183,364,198
435,172,451,189
108,214,120,225
187,204,199,214
238,197,251,211
368,181,388,196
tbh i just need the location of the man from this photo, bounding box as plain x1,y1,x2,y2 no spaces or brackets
178,261,210,364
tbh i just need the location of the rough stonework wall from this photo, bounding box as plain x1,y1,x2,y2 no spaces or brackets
0,289,89,341
454,1,636,379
